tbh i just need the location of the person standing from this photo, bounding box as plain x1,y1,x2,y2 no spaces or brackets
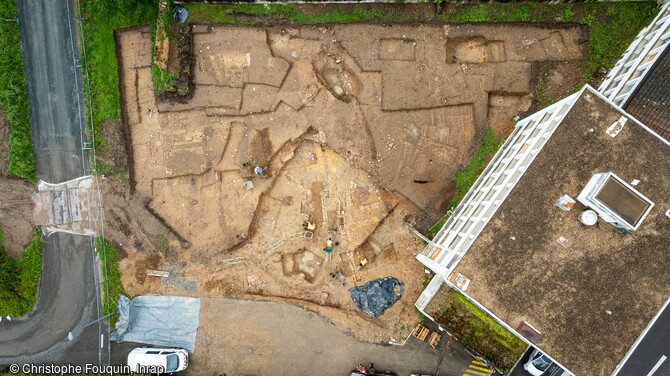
325,238,333,261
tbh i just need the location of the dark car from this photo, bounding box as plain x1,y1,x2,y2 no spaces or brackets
349,363,397,376
349,371,397,376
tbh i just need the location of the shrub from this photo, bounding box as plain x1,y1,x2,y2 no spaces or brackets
0,230,42,316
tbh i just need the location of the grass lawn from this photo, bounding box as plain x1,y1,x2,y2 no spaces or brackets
187,3,405,24
0,229,42,317
0,0,35,180
79,0,157,147
96,237,128,327
430,288,527,372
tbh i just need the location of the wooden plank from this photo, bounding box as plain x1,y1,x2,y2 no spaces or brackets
412,324,430,341
146,270,169,278
429,331,441,348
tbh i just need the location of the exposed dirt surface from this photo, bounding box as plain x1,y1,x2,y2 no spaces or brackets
0,178,35,259
107,23,587,344
527,61,585,115
544,62,583,100
159,21,195,102
98,119,127,169
0,111,34,258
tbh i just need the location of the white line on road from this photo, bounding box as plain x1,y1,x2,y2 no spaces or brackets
647,355,667,376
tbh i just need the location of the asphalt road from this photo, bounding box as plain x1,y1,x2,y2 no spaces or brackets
614,301,670,376
0,0,102,366
20,0,86,183
0,234,97,362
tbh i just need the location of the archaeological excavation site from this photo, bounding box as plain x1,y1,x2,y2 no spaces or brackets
99,21,588,342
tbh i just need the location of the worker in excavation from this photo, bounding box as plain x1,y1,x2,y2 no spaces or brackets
325,238,333,261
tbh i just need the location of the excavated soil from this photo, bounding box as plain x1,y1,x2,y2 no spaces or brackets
0,178,35,258
105,23,587,344
158,21,195,102
98,119,127,169
0,111,35,258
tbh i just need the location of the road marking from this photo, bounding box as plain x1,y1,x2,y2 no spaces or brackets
469,365,494,372
463,359,492,376
647,355,667,376
464,370,491,376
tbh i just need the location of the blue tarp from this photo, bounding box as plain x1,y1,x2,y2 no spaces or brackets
349,277,405,318
111,295,200,352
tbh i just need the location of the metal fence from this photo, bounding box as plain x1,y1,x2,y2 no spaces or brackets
68,0,112,366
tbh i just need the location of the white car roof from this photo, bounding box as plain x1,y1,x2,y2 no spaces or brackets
127,348,183,372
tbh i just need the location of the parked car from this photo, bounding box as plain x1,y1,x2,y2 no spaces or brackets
524,348,552,376
127,347,189,374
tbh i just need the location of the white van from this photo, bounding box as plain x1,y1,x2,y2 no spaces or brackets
127,347,189,373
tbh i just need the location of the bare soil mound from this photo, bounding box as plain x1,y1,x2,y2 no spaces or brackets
0,177,35,258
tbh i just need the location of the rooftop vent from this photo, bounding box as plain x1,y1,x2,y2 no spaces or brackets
579,210,598,226
577,172,654,233
449,272,471,291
